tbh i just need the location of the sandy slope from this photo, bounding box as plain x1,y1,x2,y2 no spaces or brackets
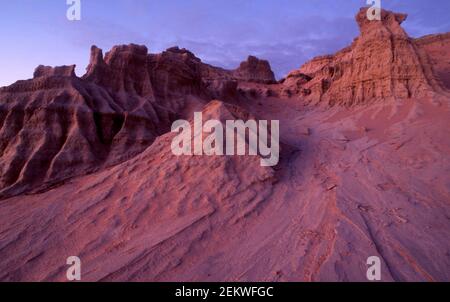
1,94,449,281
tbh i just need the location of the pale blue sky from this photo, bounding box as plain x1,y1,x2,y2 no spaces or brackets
1,0,449,86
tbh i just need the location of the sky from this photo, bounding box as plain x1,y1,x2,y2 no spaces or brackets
0,0,449,87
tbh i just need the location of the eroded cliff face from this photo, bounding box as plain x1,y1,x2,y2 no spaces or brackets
414,33,450,90
282,8,448,106
0,63,174,199
84,45,154,97
0,43,276,198
233,56,276,84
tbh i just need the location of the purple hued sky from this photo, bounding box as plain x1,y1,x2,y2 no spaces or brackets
1,0,449,86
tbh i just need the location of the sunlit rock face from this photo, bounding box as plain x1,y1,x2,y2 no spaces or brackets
283,8,447,106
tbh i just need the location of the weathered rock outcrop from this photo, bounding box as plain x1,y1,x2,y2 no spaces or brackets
0,52,175,199
414,33,450,90
147,47,206,105
84,44,154,97
199,55,276,99
233,56,276,84
34,65,77,78
0,43,277,198
283,8,447,106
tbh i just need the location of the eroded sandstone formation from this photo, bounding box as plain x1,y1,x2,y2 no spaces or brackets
233,56,276,84
282,8,448,106
0,43,276,198
0,61,174,198
414,33,450,90
84,45,154,97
